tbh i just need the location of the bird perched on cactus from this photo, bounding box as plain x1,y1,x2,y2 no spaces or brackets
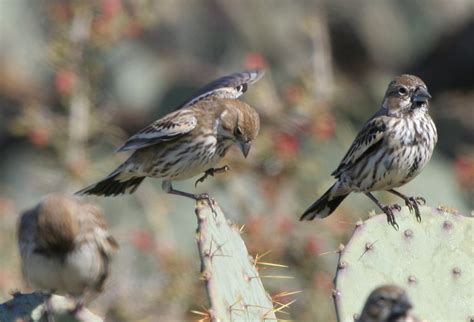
301,75,437,229
77,70,263,201
357,285,418,322
17,194,118,303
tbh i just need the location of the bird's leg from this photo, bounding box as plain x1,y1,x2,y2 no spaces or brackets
162,181,217,214
364,192,400,230
195,165,230,187
71,294,85,316
42,292,54,322
387,189,425,222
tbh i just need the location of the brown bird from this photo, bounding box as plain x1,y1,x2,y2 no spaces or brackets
17,194,118,300
300,75,437,229
357,285,417,322
76,70,263,201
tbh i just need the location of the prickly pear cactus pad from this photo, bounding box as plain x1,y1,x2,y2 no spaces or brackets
195,200,276,322
333,206,473,322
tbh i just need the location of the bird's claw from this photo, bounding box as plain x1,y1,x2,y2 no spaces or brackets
195,165,231,187
382,205,400,230
390,203,402,212
71,297,85,316
414,196,426,205
408,197,426,222
405,196,424,222
194,175,207,188
196,193,218,217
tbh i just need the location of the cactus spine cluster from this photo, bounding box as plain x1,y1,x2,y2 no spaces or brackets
194,200,277,322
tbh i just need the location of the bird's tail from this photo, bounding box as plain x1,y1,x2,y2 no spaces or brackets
300,183,349,221
76,172,145,197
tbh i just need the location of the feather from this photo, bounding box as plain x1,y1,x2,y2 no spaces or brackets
332,117,387,178
178,69,264,108
117,110,197,152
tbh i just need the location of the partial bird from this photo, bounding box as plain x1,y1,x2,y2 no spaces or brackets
76,70,263,200
17,194,118,302
357,285,418,322
301,75,437,229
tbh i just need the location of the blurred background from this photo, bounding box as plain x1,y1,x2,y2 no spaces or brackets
1,0,473,321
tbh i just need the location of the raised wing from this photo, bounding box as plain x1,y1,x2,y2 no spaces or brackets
178,69,264,108
331,117,387,178
116,70,263,152
116,110,197,152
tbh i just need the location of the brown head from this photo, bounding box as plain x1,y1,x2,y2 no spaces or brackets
35,194,81,254
217,100,260,158
382,74,431,117
358,285,412,322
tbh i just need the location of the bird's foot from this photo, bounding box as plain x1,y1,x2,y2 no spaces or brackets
389,203,402,212
71,296,85,316
414,196,426,205
196,193,217,217
195,165,230,187
405,196,425,222
42,293,54,322
381,204,400,230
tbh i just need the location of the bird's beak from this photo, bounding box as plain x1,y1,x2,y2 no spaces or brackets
239,141,252,158
413,87,432,104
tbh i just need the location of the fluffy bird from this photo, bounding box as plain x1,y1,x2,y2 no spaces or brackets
357,285,416,322
76,70,262,200
301,75,437,229
17,194,118,300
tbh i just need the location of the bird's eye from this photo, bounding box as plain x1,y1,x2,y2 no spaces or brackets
236,84,247,93
234,127,243,136
375,296,386,305
398,87,408,95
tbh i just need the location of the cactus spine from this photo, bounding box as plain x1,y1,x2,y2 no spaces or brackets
195,200,276,322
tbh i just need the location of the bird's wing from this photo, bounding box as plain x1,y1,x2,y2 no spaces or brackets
117,70,263,152
81,203,119,254
331,117,387,177
178,69,264,108
17,208,38,249
117,110,197,152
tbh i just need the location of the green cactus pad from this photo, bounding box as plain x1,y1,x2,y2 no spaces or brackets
334,206,473,322
195,200,276,322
